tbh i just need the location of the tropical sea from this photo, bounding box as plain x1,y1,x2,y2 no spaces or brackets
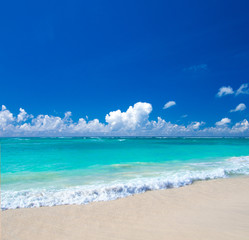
1,137,249,210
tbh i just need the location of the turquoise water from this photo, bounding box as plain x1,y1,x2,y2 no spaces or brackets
1,137,249,209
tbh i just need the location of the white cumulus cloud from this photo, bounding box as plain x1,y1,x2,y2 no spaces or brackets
231,119,249,133
188,121,205,130
17,108,33,122
0,103,249,137
0,105,15,130
230,103,246,112
105,102,152,131
216,86,234,97
163,101,176,109
215,118,231,127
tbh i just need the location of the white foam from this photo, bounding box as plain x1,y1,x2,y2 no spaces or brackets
1,156,249,210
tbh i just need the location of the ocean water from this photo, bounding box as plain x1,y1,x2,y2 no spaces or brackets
1,137,249,210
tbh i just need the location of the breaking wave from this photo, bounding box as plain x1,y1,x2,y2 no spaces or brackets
1,156,249,210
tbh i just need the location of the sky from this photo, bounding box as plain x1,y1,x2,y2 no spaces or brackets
0,0,249,136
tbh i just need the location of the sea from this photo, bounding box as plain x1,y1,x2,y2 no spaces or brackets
1,137,249,210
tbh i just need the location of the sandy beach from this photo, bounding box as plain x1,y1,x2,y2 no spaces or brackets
1,177,249,240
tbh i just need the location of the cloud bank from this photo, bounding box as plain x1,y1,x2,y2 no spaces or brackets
1,103,248,137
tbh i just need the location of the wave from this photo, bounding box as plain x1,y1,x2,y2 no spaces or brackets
1,156,249,210
118,139,126,142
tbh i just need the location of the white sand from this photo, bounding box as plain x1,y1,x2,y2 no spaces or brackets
2,177,249,240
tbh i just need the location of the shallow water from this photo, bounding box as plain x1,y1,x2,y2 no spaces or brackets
1,137,249,209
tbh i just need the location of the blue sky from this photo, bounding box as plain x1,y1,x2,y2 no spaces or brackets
0,0,249,136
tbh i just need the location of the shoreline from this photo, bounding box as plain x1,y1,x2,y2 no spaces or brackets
1,175,247,211
2,176,249,240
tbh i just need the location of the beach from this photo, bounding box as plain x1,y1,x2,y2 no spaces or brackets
2,0,249,238
2,176,249,240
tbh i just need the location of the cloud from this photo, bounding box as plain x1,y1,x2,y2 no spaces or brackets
187,121,205,130
232,119,249,133
217,83,249,97
236,83,249,95
230,103,246,112
17,108,33,122
183,64,207,72
215,118,231,127
105,102,152,131
0,105,15,130
163,101,176,109
0,103,248,137
216,86,234,97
